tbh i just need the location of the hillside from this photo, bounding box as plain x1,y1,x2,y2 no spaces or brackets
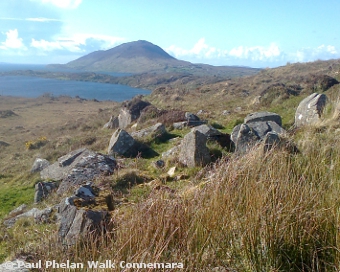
2,58,340,270
58,40,261,76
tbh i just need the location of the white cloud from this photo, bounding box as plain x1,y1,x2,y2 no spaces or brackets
30,34,125,52
167,39,282,65
291,44,339,63
0,29,27,50
167,38,227,60
229,43,281,61
32,0,82,9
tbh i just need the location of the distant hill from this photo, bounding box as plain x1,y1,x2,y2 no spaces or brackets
57,40,261,76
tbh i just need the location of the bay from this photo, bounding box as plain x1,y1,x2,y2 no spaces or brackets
0,64,149,101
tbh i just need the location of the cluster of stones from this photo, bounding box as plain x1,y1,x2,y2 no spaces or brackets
1,91,329,255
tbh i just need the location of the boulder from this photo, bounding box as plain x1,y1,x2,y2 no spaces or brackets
191,124,223,138
231,112,286,154
34,181,58,203
295,93,327,127
30,158,50,173
244,111,282,126
232,124,260,154
107,129,138,157
41,148,91,181
131,123,166,139
103,115,119,129
58,198,108,245
57,153,116,195
41,148,116,195
179,130,211,167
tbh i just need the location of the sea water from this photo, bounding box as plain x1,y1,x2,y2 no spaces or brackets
0,64,150,101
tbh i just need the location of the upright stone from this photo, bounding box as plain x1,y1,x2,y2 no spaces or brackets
179,130,211,167
295,93,327,127
107,129,136,156
118,99,150,129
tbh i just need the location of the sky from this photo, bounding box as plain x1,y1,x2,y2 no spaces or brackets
0,0,339,68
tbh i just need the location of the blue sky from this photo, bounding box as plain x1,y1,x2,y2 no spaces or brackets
0,0,339,68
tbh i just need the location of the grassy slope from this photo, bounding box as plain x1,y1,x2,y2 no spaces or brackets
1,59,340,270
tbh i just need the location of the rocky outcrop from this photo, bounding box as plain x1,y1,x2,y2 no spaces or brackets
118,98,150,129
231,112,286,154
294,93,327,127
30,158,50,173
40,148,116,195
57,153,116,195
179,130,211,167
41,148,90,181
107,129,138,157
34,181,58,203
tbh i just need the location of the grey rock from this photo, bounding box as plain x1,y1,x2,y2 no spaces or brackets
57,153,116,195
131,123,166,139
3,207,53,228
191,124,223,138
58,200,108,245
185,112,200,121
8,204,27,217
58,148,87,167
179,130,211,167
233,124,260,153
244,111,282,126
118,99,150,129
30,158,50,173
34,207,53,224
118,108,133,129
74,185,96,199
153,160,165,169
295,93,327,127
41,148,116,195
231,111,286,154
34,181,58,203
103,115,119,129
107,129,137,157
263,131,282,152
41,148,92,181
173,121,187,130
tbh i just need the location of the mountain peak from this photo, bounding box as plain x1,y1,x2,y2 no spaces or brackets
65,40,180,73
105,40,175,60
